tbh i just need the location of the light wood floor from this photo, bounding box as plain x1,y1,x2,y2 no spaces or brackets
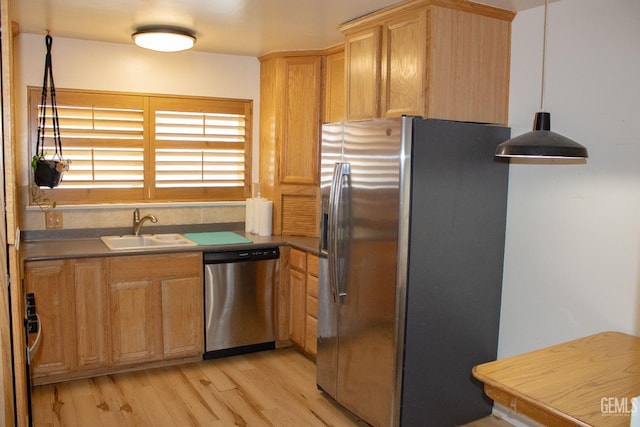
461,416,513,427
31,347,367,427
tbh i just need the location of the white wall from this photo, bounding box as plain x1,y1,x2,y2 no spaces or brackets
496,1,640,423
499,0,640,356
15,34,260,231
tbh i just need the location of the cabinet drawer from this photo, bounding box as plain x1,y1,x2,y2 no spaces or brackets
109,252,201,282
307,273,318,298
307,254,319,276
290,248,306,271
306,295,318,318
305,315,317,356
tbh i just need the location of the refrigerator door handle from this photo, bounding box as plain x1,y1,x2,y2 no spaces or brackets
328,162,349,305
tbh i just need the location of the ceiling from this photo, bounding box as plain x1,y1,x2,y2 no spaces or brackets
12,0,550,57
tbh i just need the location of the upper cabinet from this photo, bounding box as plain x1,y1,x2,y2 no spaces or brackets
344,27,382,120
259,51,324,237
323,44,346,124
340,0,515,125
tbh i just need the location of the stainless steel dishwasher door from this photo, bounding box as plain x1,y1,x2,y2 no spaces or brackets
204,248,279,358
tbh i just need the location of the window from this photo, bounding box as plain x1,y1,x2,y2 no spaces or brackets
28,87,252,205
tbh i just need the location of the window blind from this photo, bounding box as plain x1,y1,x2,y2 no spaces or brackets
154,111,246,188
29,87,252,204
55,105,145,188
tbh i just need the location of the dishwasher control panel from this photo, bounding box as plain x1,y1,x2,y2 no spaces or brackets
203,247,280,264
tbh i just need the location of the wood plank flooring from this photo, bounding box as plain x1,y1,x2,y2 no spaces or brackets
461,416,513,427
31,347,367,427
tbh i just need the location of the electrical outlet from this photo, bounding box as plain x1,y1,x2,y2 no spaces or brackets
45,211,63,229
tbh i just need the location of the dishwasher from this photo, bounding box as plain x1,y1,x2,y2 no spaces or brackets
203,247,280,359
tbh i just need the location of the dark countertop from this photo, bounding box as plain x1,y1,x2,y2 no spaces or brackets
20,230,320,262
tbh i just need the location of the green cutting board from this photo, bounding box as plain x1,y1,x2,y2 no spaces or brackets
183,231,252,246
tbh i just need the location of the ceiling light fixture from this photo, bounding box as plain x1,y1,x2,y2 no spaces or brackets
132,25,196,52
495,0,588,159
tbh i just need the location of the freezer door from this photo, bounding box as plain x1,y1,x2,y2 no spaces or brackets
317,122,344,398
316,255,337,397
334,118,403,427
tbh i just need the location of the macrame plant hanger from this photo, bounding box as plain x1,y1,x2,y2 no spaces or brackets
34,34,66,188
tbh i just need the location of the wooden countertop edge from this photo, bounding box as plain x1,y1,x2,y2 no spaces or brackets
472,331,636,427
472,370,590,427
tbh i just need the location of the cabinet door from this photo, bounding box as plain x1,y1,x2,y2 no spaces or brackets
109,277,162,365
382,11,427,117
71,258,108,370
24,260,75,377
289,268,306,348
161,276,203,358
109,253,201,365
345,26,381,120
324,49,346,123
280,56,321,185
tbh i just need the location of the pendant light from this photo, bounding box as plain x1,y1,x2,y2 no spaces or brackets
132,25,196,52
495,0,588,159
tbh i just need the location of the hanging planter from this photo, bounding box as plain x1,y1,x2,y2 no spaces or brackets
33,34,68,189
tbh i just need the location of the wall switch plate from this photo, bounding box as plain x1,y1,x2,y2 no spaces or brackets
45,211,63,229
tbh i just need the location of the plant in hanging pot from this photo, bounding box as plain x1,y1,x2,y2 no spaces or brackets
32,154,67,189
30,153,69,211
29,35,69,213
33,34,69,189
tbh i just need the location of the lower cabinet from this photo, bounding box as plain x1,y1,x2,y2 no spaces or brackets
161,276,204,358
25,252,203,384
305,254,319,356
108,253,203,365
289,249,307,348
288,248,319,357
24,260,83,378
72,258,109,371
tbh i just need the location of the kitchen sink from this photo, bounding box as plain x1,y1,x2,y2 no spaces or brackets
100,233,198,251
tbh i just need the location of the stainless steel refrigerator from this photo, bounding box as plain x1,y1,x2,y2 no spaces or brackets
317,117,509,427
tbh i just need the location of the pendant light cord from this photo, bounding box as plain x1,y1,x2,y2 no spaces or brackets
540,0,548,111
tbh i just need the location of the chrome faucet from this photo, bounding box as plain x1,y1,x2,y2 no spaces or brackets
132,208,158,236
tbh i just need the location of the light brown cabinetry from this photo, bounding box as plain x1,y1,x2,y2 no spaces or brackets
71,258,109,370
25,252,203,384
340,0,515,125
324,45,346,123
288,248,319,357
24,260,79,377
161,275,204,358
344,26,382,120
259,51,323,237
383,10,427,117
108,253,203,365
305,254,319,356
288,249,307,348
108,259,161,365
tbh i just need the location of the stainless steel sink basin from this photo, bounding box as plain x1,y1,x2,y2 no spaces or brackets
100,233,198,251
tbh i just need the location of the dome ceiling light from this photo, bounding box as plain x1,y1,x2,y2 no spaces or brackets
495,0,588,160
132,25,196,52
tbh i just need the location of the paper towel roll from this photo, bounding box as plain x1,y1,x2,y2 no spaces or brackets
245,198,254,233
252,197,265,235
258,200,273,236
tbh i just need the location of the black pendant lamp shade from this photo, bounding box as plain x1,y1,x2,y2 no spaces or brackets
495,112,589,159
495,0,588,160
